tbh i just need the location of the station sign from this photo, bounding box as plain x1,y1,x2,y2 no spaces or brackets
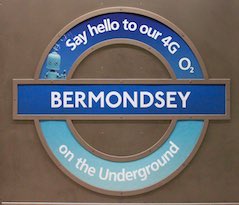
13,7,230,196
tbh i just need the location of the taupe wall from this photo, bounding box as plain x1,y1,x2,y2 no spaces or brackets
0,0,239,203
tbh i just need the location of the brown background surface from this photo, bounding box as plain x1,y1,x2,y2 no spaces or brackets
0,0,239,203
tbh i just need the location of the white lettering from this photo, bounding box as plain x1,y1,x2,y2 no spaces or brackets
154,91,165,108
75,91,87,108
63,91,74,108
88,91,104,108
123,91,137,108
167,91,177,108
140,91,154,108
105,91,122,108
178,91,191,108
51,91,62,108
50,90,191,109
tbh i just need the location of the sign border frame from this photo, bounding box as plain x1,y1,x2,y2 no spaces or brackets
13,79,230,120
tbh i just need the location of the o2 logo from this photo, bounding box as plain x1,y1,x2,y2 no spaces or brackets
13,8,230,196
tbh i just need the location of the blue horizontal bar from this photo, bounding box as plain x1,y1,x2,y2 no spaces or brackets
17,84,226,116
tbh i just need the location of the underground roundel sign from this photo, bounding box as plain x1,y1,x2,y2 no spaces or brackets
13,7,230,196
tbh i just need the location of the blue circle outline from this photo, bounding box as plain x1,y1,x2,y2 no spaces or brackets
34,8,208,196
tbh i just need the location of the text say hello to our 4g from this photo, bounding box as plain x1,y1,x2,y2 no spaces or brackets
65,18,195,74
